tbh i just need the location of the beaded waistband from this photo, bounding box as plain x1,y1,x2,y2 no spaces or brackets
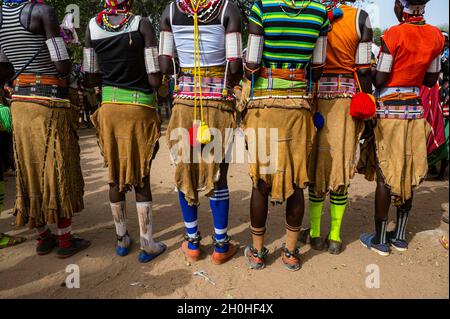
13,74,69,100
173,76,233,101
316,74,357,99
260,68,306,82
377,98,424,120
102,86,156,108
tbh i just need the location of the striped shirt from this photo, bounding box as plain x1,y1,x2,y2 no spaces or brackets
249,0,330,69
0,3,57,75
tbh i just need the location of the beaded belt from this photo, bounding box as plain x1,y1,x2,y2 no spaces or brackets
13,74,69,100
13,85,69,100
377,98,424,120
174,76,233,101
260,68,306,82
250,68,311,100
316,74,357,99
102,86,156,108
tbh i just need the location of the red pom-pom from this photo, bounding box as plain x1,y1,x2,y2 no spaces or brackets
350,92,377,120
327,10,335,23
97,12,105,24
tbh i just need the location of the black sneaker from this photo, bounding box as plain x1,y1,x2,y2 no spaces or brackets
325,235,343,255
57,237,91,259
36,234,58,256
327,240,343,255
310,237,325,251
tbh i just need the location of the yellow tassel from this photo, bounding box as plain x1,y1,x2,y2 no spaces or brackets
197,121,211,144
222,88,228,97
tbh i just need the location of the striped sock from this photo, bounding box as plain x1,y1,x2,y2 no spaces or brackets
395,209,410,241
329,192,348,242
179,191,199,250
57,218,72,248
374,218,388,245
0,181,4,214
309,188,324,239
209,187,230,253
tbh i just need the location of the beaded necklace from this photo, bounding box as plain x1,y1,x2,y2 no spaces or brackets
279,0,312,17
177,0,223,24
402,13,426,25
101,10,134,32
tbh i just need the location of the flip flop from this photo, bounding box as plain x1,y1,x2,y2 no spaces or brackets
0,233,26,249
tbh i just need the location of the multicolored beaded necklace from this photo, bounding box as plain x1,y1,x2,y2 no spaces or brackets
97,0,134,32
177,0,224,24
101,9,134,32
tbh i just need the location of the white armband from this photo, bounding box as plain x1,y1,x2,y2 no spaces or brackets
226,32,242,61
427,55,441,73
83,48,99,74
145,47,160,74
355,42,372,65
159,31,174,58
46,37,70,62
376,52,393,73
246,34,264,65
312,36,327,65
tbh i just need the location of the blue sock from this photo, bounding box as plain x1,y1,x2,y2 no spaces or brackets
178,191,199,250
209,186,230,253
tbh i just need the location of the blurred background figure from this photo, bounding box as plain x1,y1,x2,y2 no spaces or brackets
60,9,80,45
427,31,449,181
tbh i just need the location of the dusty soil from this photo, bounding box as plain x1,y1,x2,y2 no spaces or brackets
0,127,448,299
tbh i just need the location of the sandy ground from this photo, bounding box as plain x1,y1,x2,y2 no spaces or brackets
0,126,448,299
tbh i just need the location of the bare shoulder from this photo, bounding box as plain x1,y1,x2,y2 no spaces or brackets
226,0,241,14
224,1,242,26
160,2,175,30
33,3,57,17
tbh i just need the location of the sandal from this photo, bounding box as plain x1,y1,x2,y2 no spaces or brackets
281,246,302,272
0,233,26,249
244,246,268,270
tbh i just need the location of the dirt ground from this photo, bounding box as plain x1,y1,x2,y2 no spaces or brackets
0,126,448,299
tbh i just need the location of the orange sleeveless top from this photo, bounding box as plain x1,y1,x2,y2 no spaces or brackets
323,5,360,75
383,23,444,88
